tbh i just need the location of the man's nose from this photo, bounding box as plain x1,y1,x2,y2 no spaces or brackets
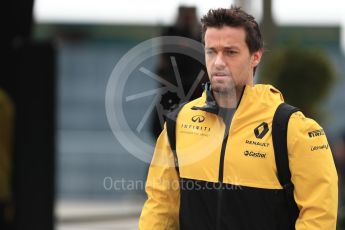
214,53,226,68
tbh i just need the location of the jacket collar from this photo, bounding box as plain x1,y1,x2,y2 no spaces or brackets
192,82,245,114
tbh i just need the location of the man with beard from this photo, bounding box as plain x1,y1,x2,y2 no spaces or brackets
139,6,338,230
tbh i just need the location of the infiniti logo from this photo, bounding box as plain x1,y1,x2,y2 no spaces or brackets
192,115,205,123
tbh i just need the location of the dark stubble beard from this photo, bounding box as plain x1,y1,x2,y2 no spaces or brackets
211,76,237,99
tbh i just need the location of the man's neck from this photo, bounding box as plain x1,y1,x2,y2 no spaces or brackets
213,86,245,109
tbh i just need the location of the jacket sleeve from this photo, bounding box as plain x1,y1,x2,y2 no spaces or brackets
138,124,180,230
287,112,338,230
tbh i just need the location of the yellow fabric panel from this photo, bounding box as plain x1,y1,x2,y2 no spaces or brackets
138,125,180,230
223,84,283,188
222,128,282,189
176,107,224,182
288,112,338,230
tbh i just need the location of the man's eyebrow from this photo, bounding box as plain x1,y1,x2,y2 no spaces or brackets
205,46,240,51
223,46,240,50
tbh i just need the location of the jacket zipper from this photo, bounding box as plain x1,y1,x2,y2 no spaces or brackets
218,130,230,182
216,121,231,230
193,85,245,230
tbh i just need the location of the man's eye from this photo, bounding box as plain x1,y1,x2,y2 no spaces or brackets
206,49,215,55
225,50,237,55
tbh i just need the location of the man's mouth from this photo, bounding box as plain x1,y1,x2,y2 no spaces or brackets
212,72,230,78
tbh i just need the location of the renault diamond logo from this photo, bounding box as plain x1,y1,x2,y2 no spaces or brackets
191,115,205,123
254,122,269,139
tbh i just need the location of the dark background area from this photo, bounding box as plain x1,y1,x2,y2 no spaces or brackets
2,1,55,229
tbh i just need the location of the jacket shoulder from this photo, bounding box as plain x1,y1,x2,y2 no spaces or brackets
287,111,330,156
288,111,324,136
248,84,284,107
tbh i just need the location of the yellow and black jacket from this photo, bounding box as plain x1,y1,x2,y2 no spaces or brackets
139,84,338,230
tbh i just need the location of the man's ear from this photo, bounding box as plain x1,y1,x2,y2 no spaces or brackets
251,49,263,68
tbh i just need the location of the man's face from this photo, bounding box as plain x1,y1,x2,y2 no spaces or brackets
204,26,262,94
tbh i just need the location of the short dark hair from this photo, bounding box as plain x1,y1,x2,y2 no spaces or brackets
201,6,263,54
